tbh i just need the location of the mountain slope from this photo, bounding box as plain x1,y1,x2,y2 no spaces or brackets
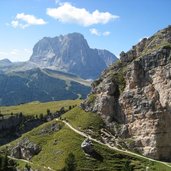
0,33,116,106
0,68,90,106
82,25,171,161
30,33,117,79
1,109,170,171
0,58,12,67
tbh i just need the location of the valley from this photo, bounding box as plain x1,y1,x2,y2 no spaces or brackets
1,1,171,169
0,68,90,106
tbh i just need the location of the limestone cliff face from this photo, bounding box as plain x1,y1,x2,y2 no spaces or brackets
82,25,171,161
30,33,117,79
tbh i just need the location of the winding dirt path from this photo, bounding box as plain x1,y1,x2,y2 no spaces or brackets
7,118,171,170
8,156,55,171
57,119,171,169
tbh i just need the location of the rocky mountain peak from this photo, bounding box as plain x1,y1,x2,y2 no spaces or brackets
64,32,86,40
120,25,171,65
0,58,12,67
29,32,117,79
82,25,171,161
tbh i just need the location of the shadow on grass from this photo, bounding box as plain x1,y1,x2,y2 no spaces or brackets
90,150,104,162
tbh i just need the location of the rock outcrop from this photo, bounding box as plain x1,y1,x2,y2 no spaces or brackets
30,33,117,79
81,138,94,154
11,138,41,160
82,25,171,161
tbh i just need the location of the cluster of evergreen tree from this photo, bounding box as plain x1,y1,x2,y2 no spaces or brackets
62,153,77,171
0,154,17,171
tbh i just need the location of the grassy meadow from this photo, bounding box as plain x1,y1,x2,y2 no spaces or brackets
0,99,82,116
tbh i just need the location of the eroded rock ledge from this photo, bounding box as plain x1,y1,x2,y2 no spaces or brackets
81,25,171,161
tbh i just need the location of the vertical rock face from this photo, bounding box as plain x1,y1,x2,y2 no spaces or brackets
82,25,171,161
120,47,171,160
30,33,117,79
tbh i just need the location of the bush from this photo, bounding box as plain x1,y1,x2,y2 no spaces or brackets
63,153,77,171
39,113,44,120
122,159,133,171
0,152,17,171
47,109,51,115
110,69,126,93
25,163,31,171
87,94,96,104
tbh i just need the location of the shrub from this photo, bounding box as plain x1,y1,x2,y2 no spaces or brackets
64,153,77,171
122,159,133,171
87,94,96,104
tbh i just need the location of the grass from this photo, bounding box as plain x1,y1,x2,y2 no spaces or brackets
109,69,126,93
139,41,171,58
135,29,171,60
0,101,171,170
43,68,92,87
87,94,96,104
1,119,171,171
0,99,82,116
62,107,104,138
59,107,171,171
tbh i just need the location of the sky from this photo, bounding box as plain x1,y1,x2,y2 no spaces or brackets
0,0,171,62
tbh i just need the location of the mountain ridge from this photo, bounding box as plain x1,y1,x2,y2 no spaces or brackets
0,68,90,106
82,25,171,161
29,32,117,79
0,32,117,105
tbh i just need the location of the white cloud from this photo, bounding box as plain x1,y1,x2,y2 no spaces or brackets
0,51,8,56
47,2,119,26
89,28,111,36
10,49,19,55
11,13,46,29
11,20,19,28
24,48,32,53
89,28,100,36
103,31,111,36
0,48,32,62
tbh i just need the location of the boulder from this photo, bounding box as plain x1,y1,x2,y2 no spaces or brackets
81,138,93,154
11,138,41,160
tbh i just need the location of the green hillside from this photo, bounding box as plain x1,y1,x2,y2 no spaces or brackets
0,99,82,116
62,107,104,139
0,100,82,146
0,106,171,171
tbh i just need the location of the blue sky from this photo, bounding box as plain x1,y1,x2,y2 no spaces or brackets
0,0,171,62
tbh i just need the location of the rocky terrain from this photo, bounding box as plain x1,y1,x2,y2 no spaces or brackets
30,33,117,79
10,122,62,160
1,109,165,171
82,25,171,161
11,138,41,160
